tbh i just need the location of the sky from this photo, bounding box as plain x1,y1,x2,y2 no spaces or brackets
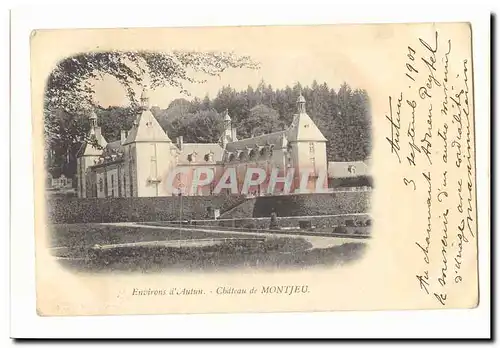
34,23,456,114
84,25,380,109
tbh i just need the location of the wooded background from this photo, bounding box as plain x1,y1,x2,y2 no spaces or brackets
46,80,372,180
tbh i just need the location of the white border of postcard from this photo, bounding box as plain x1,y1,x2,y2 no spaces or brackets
9,1,491,339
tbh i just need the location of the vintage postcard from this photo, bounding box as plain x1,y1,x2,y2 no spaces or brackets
31,23,478,316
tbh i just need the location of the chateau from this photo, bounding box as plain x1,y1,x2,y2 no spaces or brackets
76,89,329,198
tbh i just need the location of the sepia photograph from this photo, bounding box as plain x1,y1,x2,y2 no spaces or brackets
44,47,373,274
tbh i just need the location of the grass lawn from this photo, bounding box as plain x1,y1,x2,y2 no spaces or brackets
48,223,367,273
49,223,257,249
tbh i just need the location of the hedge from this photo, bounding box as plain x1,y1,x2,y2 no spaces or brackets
46,191,371,224
46,195,246,224
251,191,371,218
149,214,371,231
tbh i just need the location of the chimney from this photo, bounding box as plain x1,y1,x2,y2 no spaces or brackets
121,130,127,144
231,128,237,141
177,136,184,150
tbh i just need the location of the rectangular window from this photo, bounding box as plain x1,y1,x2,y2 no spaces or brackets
118,172,121,198
79,161,83,194
111,174,114,197
309,142,315,154
123,175,127,197
104,175,108,197
150,144,157,178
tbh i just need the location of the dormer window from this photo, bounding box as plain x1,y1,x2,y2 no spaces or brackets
187,152,197,163
269,144,275,156
348,165,356,174
204,152,214,162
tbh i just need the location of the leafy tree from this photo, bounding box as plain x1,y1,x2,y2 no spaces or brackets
44,50,259,176
165,109,224,144
201,95,212,110
187,109,225,143
97,106,137,142
239,104,283,138
152,98,192,129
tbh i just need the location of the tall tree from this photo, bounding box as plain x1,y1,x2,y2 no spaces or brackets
239,104,283,138
44,50,260,158
164,108,224,144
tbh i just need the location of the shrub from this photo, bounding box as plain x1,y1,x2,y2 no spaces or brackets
269,212,279,230
262,237,312,252
333,226,348,234
252,192,371,218
345,219,355,227
243,221,257,229
298,220,313,230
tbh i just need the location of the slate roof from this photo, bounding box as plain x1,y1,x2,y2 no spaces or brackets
287,112,327,142
76,129,108,157
225,130,287,152
176,143,225,164
123,109,171,145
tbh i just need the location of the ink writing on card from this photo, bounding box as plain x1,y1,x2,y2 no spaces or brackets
385,28,476,308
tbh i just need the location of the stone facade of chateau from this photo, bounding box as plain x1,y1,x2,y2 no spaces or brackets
76,90,330,198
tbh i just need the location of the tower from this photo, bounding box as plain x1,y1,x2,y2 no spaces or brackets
287,94,328,191
76,109,107,198
297,92,306,113
122,87,174,197
220,109,237,148
89,110,97,132
140,87,150,110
